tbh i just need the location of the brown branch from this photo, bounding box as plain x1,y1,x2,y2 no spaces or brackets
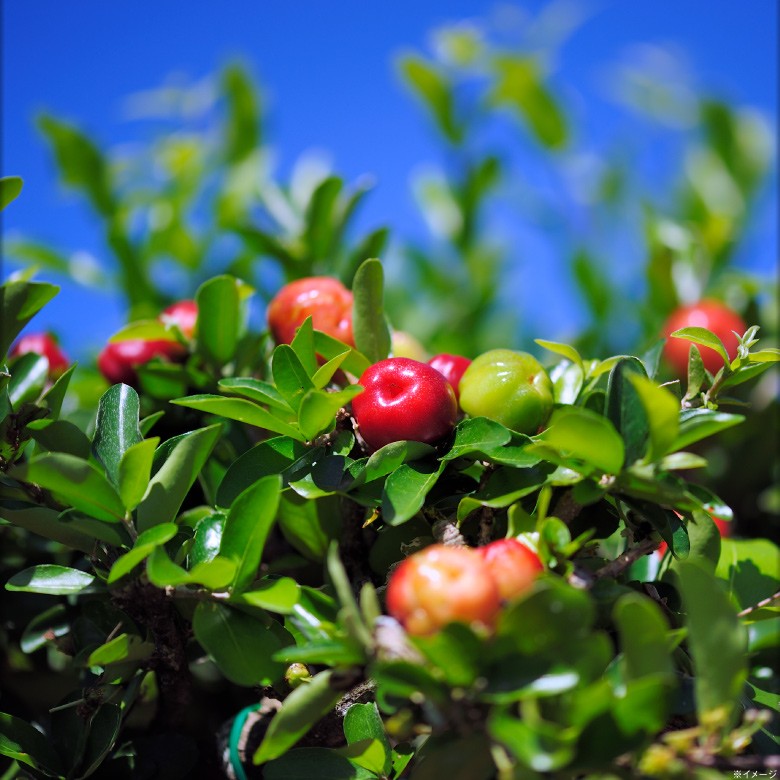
593,537,658,581
737,590,780,618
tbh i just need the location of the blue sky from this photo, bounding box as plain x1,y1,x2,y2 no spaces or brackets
2,1,778,359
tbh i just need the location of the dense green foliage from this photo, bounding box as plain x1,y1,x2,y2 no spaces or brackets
1,16,778,780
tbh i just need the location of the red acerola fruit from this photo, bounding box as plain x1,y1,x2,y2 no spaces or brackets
427,353,472,401
10,332,69,379
477,538,543,601
351,358,458,452
160,299,198,340
386,544,502,636
267,276,354,347
98,339,186,386
663,301,746,376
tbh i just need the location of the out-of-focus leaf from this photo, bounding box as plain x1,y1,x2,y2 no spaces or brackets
221,63,260,163
535,340,582,369
613,593,674,681
677,561,748,734
264,748,375,780
0,279,60,357
146,547,236,590
0,711,63,774
716,538,780,611
230,577,301,614
135,424,222,532
304,176,342,261
220,474,282,593
343,703,392,777
26,419,91,458
490,56,568,149
87,633,154,667
352,258,391,364
0,176,23,210
12,452,125,523
38,114,114,215
253,669,348,764
193,602,288,687
398,55,462,144
92,384,143,486
196,275,251,366
6,564,95,595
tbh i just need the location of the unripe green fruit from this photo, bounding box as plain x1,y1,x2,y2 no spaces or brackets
458,349,554,434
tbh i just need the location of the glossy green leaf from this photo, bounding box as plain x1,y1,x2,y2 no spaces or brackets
146,547,236,590
117,437,159,510
253,669,347,764
469,463,554,509
537,407,625,475
313,331,371,377
217,436,306,507
685,344,707,400
195,275,250,365
535,340,582,368
289,316,318,376
671,408,744,452
277,493,342,562
26,418,91,458
20,604,69,654
327,543,372,649
87,633,154,667
189,512,225,566
218,377,290,411
0,505,95,553
351,258,391,364
670,326,730,367
359,440,436,483
106,522,178,584
0,175,23,210
193,602,288,687
77,702,123,778
135,423,222,532
336,739,389,776
0,279,60,357
677,561,748,733
382,460,444,526
220,474,282,593
0,711,63,773
92,383,143,485
605,357,649,466
298,386,363,441
230,577,300,614
13,452,125,523
311,349,351,389
626,374,679,462
440,416,512,461
272,345,315,413
6,564,95,595
8,353,48,405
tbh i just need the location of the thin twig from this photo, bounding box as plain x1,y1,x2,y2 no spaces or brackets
592,537,658,580
737,590,780,618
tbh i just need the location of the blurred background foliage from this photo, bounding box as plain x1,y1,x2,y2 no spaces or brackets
4,8,778,538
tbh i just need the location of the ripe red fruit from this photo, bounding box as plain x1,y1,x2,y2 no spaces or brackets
663,301,746,376
477,539,543,601
351,358,458,452
98,339,186,386
160,299,198,340
427,353,472,401
267,276,354,347
386,544,501,636
10,332,69,379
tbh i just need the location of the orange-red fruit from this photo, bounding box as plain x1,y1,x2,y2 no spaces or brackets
477,538,543,601
663,301,746,376
10,332,69,378
98,339,186,386
160,299,198,340
386,544,501,636
267,276,354,347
